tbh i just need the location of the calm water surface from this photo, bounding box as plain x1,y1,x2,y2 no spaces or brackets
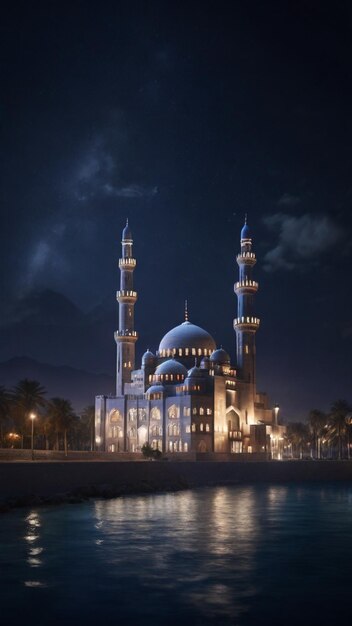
1,484,352,625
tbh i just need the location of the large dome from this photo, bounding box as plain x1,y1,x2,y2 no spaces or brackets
159,321,216,355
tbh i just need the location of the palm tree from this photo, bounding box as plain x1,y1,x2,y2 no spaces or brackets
327,400,351,460
0,386,11,445
80,405,95,451
287,422,309,459
47,398,77,455
308,409,326,459
11,379,47,447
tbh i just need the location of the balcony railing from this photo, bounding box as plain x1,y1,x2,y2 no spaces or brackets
234,279,258,291
233,316,260,328
236,252,256,264
114,330,138,339
116,290,137,299
119,258,136,268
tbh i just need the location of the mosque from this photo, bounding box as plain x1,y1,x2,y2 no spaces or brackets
95,219,284,458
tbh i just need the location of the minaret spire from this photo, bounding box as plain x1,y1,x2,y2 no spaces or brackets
184,299,189,322
234,218,260,419
114,219,138,395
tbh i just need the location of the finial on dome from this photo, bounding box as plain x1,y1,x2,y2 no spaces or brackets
122,218,132,241
185,299,189,322
244,213,247,225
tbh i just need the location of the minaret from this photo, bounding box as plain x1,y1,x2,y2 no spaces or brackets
115,220,138,395
234,216,260,397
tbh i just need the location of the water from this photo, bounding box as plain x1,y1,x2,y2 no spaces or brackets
1,484,352,625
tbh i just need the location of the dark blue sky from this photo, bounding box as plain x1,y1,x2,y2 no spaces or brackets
0,1,351,419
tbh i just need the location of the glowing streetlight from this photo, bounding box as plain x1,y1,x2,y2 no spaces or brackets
274,404,280,426
29,413,36,461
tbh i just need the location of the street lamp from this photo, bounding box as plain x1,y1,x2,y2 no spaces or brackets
30,413,36,461
274,404,280,426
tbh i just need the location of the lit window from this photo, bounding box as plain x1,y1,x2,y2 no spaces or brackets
200,423,204,432
206,423,210,432
179,349,182,356
206,408,212,415
185,348,189,356
186,425,191,433
199,407,204,415
192,348,196,356
191,424,196,432
192,408,197,415
198,348,202,356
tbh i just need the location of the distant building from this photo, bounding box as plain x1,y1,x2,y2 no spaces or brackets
95,219,285,458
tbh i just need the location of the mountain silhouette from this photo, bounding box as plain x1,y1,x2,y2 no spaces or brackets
0,356,115,411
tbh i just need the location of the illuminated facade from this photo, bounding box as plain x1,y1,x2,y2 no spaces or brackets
95,219,284,457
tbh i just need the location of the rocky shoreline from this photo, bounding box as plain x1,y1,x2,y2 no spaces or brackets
1,459,352,513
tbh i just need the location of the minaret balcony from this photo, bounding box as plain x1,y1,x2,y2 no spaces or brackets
236,252,257,266
234,280,259,294
119,258,136,269
233,316,260,331
116,290,138,303
114,330,138,342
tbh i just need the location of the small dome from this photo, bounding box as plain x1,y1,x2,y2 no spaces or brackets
155,359,188,377
241,222,250,240
142,350,156,365
210,348,231,364
200,356,211,369
146,383,165,396
122,220,132,241
187,365,203,378
159,321,216,353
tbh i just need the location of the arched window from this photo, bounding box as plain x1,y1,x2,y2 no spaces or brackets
200,423,204,432
227,409,240,431
128,408,137,421
138,408,147,421
199,407,204,415
168,404,179,419
184,442,188,452
172,423,178,436
150,407,161,420
109,409,121,423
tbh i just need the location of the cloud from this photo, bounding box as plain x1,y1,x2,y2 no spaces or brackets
72,133,157,202
263,213,343,272
103,183,158,198
277,193,301,207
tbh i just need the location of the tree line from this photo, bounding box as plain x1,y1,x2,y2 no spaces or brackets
0,379,95,452
285,400,352,460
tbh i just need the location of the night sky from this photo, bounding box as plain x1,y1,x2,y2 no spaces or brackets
1,1,351,420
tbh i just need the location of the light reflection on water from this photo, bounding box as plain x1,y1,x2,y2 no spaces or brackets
1,484,352,625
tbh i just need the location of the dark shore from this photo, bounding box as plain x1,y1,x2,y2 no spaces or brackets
1,458,352,513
